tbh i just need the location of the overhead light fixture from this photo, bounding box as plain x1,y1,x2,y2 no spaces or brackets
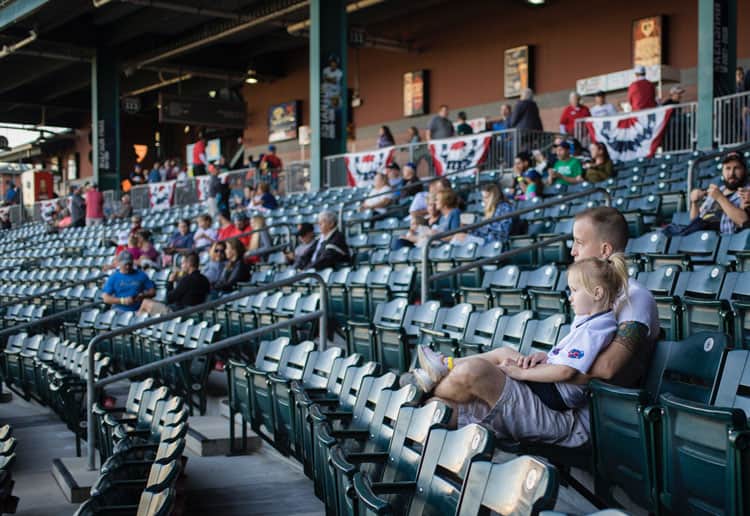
526,0,546,4
245,77,258,84
184,125,190,134
208,90,217,98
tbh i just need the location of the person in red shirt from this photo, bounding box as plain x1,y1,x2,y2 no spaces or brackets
627,65,657,111
559,92,591,136
216,212,241,242
232,212,252,248
260,145,283,192
85,183,104,226
192,133,207,176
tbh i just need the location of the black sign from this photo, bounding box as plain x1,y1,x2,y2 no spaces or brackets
159,94,246,129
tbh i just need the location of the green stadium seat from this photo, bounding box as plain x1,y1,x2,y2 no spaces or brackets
457,307,505,356
673,265,731,338
519,314,567,355
347,266,371,323
492,265,559,315
492,310,534,351
365,267,392,316
456,456,559,516
644,230,720,270
636,264,682,340
422,303,474,357
459,265,521,311
727,271,750,348
717,228,750,271
528,270,570,318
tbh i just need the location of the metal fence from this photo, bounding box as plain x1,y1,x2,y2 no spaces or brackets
714,91,750,149
574,102,697,154
323,129,558,188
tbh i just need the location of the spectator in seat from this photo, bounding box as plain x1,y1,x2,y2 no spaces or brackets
130,164,145,185
531,149,548,175
0,211,10,230
359,172,391,215
217,212,240,242
298,210,350,271
4,181,18,205
202,242,226,286
559,92,591,136
689,151,750,234
164,219,194,256
112,194,132,221
547,141,583,186
246,215,272,264
251,182,278,211
286,222,317,269
426,104,455,140
193,214,216,250
627,65,657,111
517,169,544,200
589,91,617,117
456,112,473,135
139,252,210,315
70,185,86,228
407,126,421,144
385,162,404,199
101,251,156,312
232,212,252,248
433,189,461,235
509,89,543,131
661,85,685,106
392,214,430,250
403,207,659,447
581,142,614,183
135,230,160,269
491,104,513,132
213,238,250,292
400,163,423,199
85,183,104,226
377,125,395,148
453,183,512,245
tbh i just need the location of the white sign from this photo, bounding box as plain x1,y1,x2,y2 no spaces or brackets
298,125,311,146
576,65,681,96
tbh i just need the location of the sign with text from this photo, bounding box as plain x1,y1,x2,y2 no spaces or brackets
504,46,531,98
633,16,664,67
403,70,428,117
268,100,300,143
159,94,245,129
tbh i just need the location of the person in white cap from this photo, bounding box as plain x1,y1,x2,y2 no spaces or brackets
627,65,656,111
661,85,686,106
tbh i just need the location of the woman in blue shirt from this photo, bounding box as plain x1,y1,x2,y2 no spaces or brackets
434,189,461,235
470,184,513,244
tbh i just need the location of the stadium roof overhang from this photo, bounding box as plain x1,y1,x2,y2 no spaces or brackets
0,0,447,129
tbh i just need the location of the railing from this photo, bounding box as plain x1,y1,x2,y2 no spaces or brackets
282,160,311,194
686,141,750,197
420,187,612,300
574,102,698,156
84,270,328,470
323,129,559,188
714,91,750,149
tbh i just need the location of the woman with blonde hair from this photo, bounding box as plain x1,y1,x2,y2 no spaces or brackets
247,215,272,264
454,183,513,245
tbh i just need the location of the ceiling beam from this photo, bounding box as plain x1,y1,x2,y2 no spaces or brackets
0,0,50,32
0,59,70,95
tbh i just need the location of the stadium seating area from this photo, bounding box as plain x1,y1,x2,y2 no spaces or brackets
0,146,748,515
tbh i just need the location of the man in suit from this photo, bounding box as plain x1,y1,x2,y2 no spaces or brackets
298,211,350,270
509,88,543,131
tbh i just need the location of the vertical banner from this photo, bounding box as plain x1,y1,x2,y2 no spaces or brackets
148,182,175,210
344,147,395,187
429,134,492,177
94,49,121,193
196,175,211,201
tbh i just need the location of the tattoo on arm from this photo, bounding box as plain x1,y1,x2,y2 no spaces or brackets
613,321,649,354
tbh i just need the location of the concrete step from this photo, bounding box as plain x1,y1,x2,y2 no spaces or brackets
219,398,230,419
186,415,261,457
51,456,100,503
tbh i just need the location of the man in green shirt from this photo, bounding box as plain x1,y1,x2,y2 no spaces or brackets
548,141,583,185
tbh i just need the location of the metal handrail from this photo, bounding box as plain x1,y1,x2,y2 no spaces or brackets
686,143,750,198
420,187,612,300
336,165,495,230
85,270,328,470
194,223,294,253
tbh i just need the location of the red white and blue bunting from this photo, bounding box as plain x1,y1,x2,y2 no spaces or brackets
585,106,673,162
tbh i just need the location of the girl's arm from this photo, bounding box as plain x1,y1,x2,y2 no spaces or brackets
500,362,577,383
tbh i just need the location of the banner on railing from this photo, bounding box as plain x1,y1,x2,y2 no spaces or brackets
429,134,491,176
148,182,175,210
585,106,673,161
344,147,395,187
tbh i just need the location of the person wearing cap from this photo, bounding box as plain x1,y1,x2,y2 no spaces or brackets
101,250,156,312
456,112,473,136
70,184,86,228
85,183,104,226
661,85,685,106
518,169,544,200
547,141,583,186
260,144,283,191
286,222,317,268
385,162,404,199
400,162,423,199
559,92,591,136
689,152,750,234
627,65,657,111
589,91,617,117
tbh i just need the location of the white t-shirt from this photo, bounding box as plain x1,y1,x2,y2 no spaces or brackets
615,278,660,339
409,191,429,214
193,227,217,250
363,185,391,214
548,311,618,408
590,103,618,117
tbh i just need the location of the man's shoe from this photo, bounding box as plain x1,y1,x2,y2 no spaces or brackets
417,346,449,383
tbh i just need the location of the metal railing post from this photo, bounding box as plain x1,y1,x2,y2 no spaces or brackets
85,270,327,470
420,187,611,301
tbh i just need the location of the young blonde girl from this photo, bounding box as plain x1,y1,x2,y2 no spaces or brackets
415,253,630,411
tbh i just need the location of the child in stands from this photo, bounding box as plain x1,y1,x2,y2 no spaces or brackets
414,253,630,411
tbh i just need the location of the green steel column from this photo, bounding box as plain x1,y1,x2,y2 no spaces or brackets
91,48,121,193
309,0,347,191
697,0,737,150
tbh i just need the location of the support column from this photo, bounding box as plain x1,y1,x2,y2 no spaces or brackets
309,0,347,191
697,0,737,150
91,48,121,193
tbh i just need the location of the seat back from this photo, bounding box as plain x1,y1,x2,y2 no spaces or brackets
337,362,380,411
461,308,505,355
276,341,316,381
299,347,344,389
324,353,363,397
519,314,567,355
407,425,494,516
432,303,473,340
492,310,534,351
456,457,559,516
373,298,408,327
349,372,397,430
253,337,291,373
403,301,441,340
